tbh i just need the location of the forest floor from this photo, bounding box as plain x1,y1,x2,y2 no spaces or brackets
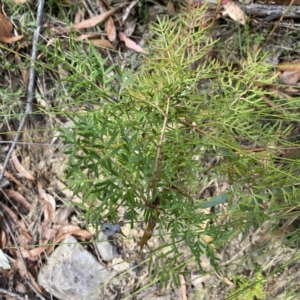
1,0,300,299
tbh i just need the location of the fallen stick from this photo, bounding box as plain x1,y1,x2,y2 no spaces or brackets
239,3,300,20
203,0,300,20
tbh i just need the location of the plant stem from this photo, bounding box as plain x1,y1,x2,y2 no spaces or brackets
151,96,170,201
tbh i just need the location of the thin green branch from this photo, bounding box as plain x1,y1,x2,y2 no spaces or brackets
151,96,170,200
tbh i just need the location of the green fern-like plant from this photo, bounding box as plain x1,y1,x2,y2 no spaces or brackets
60,4,300,287
228,270,267,300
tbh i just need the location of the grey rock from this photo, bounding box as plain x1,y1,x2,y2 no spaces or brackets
38,235,116,300
96,232,118,261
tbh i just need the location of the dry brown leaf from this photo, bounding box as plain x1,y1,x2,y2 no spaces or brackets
55,225,91,243
0,35,23,43
2,189,31,211
0,12,12,38
74,9,84,25
11,151,34,180
285,87,300,93
0,165,22,186
14,257,44,294
105,16,116,42
41,201,54,224
56,229,91,243
89,39,114,49
28,273,43,293
139,218,156,252
38,182,56,212
56,224,91,237
0,12,22,43
17,218,28,233
20,229,31,241
47,225,91,254
280,70,300,85
75,32,102,41
72,7,120,30
20,246,46,258
42,225,57,240
0,202,20,225
118,32,147,54
0,229,7,250
223,0,247,25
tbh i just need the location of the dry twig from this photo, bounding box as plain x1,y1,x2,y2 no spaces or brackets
0,288,27,300
0,0,45,182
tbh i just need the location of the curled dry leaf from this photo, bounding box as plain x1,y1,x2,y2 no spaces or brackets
20,246,46,258
0,12,22,43
11,151,34,180
0,202,20,225
20,229,31,241
118,31,147,54
56,228,91,242
223,0,247,25
18,218,28,234
56,224,91,240
42,225,57,241
47,224,91,254
41,201,54,225
0,165,22,186
0,12,12,38
280,70,300,85
0,35,23,43
2,189,31,211
105,16,116,42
